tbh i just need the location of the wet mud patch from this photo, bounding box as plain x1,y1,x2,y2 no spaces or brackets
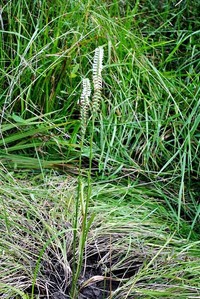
77,251,121,299
27,236,143,298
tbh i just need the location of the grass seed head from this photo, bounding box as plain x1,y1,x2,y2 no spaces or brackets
80,78,91,135
92,46,104,113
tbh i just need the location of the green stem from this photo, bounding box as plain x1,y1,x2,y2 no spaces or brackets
71,126,84,298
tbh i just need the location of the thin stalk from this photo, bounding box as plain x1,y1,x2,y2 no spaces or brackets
71,131,84,298
71,78,91,297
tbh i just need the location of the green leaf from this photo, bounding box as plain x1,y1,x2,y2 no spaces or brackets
69,64,79,78
12,113,27,124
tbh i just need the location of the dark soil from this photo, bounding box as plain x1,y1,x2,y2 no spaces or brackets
25,242,142,299
39,251,120,299
22,236,143,299
77,252,120,299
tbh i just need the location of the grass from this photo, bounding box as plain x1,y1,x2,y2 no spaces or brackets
0,170,200,298
0,0,200,298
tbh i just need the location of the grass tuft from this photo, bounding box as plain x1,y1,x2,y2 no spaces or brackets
0,171,200,298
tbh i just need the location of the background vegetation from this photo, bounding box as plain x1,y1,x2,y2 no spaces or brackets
0,0,199,298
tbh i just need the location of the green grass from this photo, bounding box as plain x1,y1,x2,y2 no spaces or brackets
0,0,200,298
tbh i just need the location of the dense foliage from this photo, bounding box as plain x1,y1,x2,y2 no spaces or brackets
0,1,199,298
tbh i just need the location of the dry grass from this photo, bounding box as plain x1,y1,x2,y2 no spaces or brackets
0,170,199,298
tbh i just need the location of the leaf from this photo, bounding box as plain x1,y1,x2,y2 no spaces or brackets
12,113,27,124
69,64,79,78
